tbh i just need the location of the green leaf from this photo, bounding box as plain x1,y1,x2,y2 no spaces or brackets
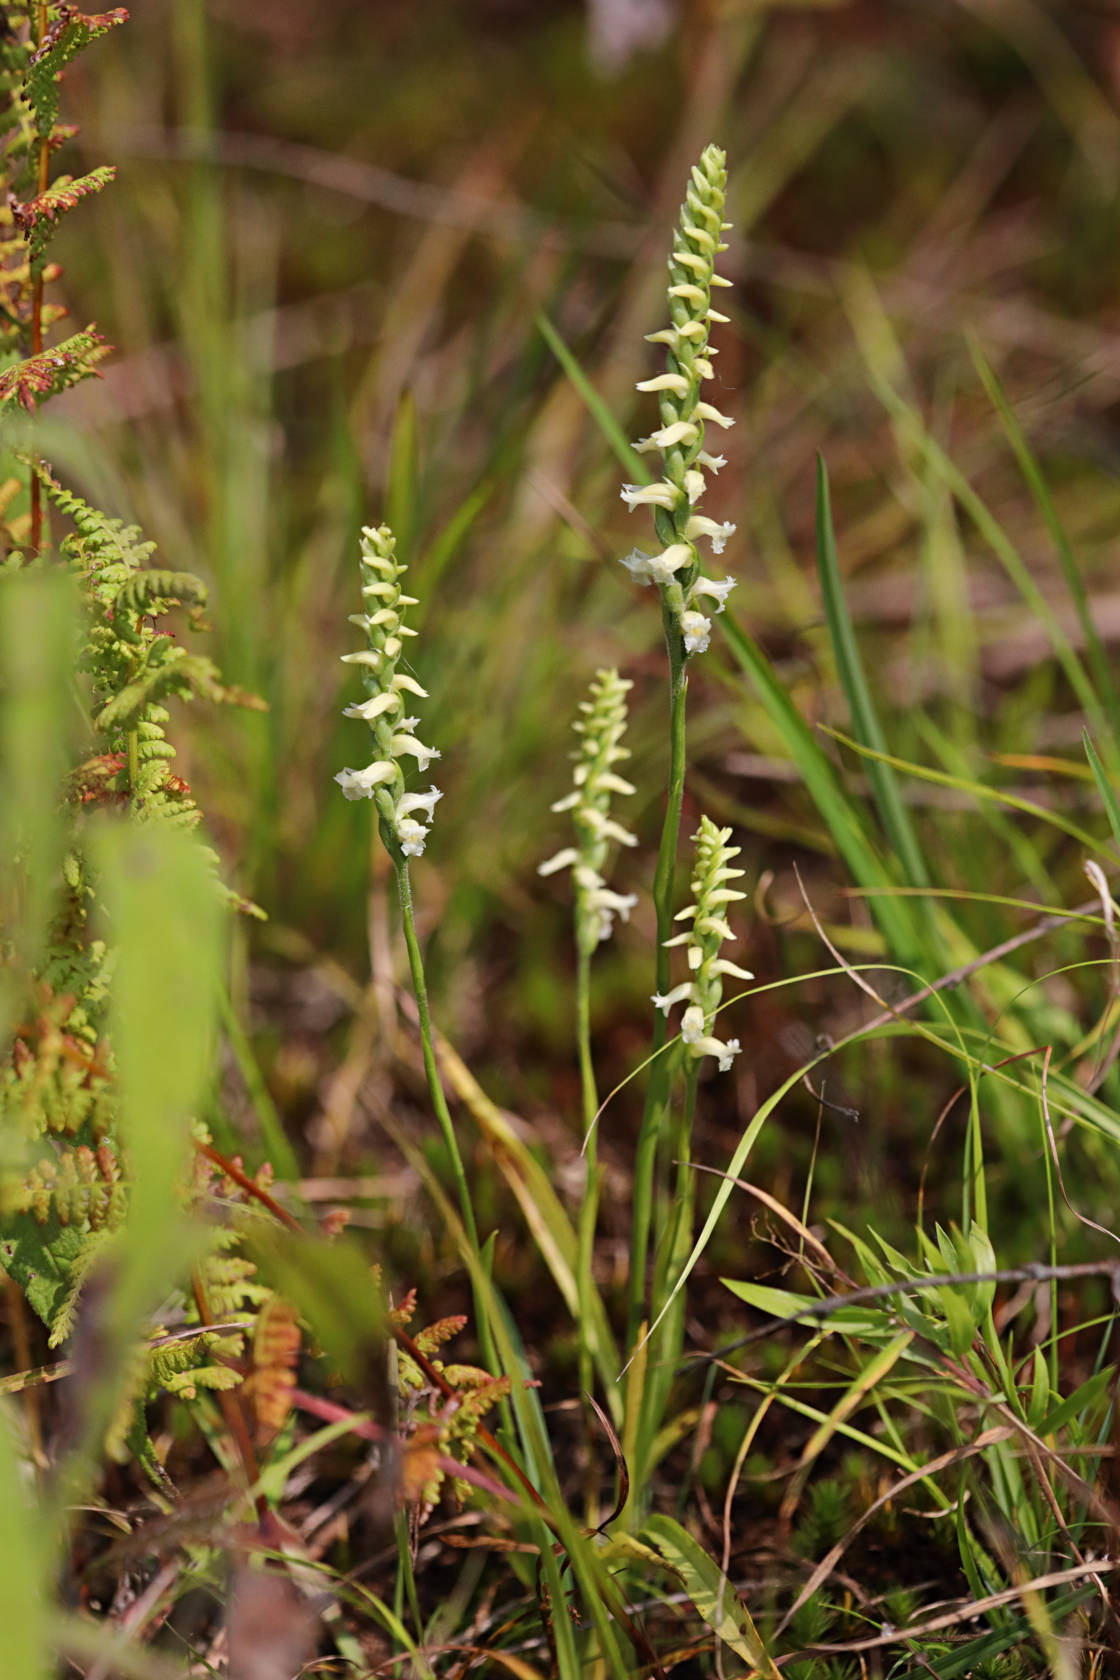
1036,1366,1114,1440
720,1279,895,1339
0,1210,87,1336
934,1280,976,1356
1026,1347,1051,1431
644,1514,779,1675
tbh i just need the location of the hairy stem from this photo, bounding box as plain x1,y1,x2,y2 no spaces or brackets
626,615,688,1346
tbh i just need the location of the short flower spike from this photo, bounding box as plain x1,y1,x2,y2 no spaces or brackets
652,815,750,1073
618,143,737,655
539,668,638,953
335,524,442,857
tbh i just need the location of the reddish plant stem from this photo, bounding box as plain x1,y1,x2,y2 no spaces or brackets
195,1136,548,1514
28,3,49,555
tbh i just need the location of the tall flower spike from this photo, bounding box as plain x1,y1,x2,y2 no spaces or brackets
539,669,638,951
335,524,442,857
651,815,751,1072
619,143,737,654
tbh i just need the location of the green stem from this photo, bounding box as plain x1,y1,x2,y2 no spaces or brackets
634,1061,698,1496
390,839,479,1254
575,938,600,1516
626,617,688,1347
390,836,504,1387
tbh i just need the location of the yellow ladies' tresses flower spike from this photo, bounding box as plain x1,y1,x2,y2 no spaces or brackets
335,524,442,858
539,668,638,953
618,142,738,655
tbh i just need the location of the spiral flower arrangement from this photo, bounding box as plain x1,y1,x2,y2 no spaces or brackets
652,815,751,1073
618,142,738,657
538,667,639,953
334,524,442,858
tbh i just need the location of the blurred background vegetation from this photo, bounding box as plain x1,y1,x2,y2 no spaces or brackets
40,0,1120,1329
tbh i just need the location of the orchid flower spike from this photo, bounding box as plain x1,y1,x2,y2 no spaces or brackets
335,524,442,858
617,142,737,655
651,815,750,1073
539,668,638,952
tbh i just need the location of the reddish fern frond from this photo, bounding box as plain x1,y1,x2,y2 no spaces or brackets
387,1286,418,1329
25,8,129,137
12,165,116,267
412,1314,469,1357
0,322,108,409
247,1296,301,1441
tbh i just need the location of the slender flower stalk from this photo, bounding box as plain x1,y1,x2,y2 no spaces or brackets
539,670,637,1419
623,144,737,1345
335,525,478,1259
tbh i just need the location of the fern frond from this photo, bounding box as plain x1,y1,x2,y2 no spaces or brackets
12,165,115,269
0,323,109,409
24,8,128,138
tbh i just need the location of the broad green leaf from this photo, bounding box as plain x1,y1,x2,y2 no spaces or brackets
720,1278,895,1339
644,1513,779,1675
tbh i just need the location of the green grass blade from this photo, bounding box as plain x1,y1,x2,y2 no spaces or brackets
1083,727,1120,857
815,455,934,895
536,310,650,482
825,725,1116,860
718,607,920,960
971,335,1120,745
